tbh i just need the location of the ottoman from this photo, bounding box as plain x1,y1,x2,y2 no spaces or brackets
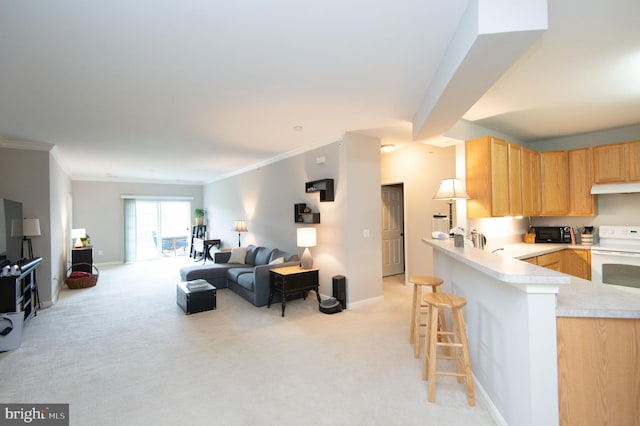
177,281,216,315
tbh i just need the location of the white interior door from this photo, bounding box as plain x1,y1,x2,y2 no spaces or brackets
381,184,405,276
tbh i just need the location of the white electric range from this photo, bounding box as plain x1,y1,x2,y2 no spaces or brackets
591,225,640,294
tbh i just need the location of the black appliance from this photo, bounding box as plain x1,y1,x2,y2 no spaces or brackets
0,198,23,267
332,275,347,310
534,226,572,244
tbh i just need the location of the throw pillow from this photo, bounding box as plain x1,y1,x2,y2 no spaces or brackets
228,247,247,264
269,257,284,265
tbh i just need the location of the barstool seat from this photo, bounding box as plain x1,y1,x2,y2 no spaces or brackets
421,292,475,406
409,276,445,358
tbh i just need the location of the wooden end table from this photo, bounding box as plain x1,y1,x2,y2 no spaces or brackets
269,266,321,317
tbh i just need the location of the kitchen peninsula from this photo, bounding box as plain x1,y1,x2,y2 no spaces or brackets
423,238,640,426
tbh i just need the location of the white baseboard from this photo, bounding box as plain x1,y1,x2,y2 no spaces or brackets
473,372,507,426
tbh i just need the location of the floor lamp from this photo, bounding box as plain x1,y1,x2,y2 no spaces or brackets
22,218,41,259
432,178,470,234
233,220,247,247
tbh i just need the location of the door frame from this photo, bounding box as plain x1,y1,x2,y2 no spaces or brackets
381,182,406,278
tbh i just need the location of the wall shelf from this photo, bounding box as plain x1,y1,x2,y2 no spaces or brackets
294,203,320,223
305,179,334,202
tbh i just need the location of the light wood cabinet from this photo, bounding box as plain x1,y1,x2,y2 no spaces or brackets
567,148,595,216
466,136,508,218
564,249,591,280
629,140,640,181
540,151,569,216
536,251,562,271
490,138,510,216
466,136,524,218
557,317,640,426
508,143,523,216
593,142,629,183
521,147,541,216
523,249,590,280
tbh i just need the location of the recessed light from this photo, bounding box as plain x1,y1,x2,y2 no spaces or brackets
380,144,396,153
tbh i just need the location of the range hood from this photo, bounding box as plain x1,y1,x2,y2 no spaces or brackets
590,182,640,195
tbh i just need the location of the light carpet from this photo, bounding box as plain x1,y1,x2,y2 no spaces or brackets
1,256,495,425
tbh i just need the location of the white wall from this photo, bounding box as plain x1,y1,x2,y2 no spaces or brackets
202,133,383,304
0,147,59,305
49,153,73,303
380,142,456,278
72,181,203,264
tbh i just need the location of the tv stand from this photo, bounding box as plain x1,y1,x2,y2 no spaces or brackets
0,257,42,323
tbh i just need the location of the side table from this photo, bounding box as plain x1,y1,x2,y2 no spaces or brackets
269,266,321,317
192,238,221,263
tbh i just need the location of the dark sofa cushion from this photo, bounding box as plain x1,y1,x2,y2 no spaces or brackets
227,267,253,283
254,247,274,266
245,245,259,265
236,273,255,291
270,248,299,263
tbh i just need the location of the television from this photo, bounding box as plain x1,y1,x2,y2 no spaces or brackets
0,198,24,267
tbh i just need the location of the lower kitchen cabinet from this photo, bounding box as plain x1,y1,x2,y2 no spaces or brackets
522,249,590,280
557,316,640,425
564,249,591,280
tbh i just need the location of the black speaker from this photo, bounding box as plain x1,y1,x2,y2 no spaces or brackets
332,275,347,309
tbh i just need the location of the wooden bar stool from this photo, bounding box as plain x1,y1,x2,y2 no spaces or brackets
409,275,446,358
421,292,475,406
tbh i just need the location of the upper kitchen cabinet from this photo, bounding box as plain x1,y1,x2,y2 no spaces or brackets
466,136,524,217
521,147,541,216
628,141,640,181
592,140,640,183
540,151,569,216
508,144,523,216
466,136,509,217
568,147,596,216
593,143,627,183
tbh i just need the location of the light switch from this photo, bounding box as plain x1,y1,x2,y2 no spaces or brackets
363,229,370,238
316,156,326,164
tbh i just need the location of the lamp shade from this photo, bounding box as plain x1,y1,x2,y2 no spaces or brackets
23,218,41,237
432,178,470,200
233,220,247,232
297,227,317,248
72,228,86,248
71,228,87,240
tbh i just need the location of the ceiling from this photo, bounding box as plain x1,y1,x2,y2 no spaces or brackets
0,0,638,184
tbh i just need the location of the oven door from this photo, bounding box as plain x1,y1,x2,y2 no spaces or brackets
591,249,640,294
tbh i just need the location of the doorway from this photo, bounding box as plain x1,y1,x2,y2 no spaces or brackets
381,184,405,277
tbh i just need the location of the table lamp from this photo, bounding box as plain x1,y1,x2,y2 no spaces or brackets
72,228,86,248
297,227,317,269
432,178,470,234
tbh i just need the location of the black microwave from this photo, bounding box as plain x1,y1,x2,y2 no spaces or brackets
534,226,572,243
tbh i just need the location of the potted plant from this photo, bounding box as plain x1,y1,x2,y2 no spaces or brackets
194,208,205,226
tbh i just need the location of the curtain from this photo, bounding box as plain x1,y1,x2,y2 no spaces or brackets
123,198,136,263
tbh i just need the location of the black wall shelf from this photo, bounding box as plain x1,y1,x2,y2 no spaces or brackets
294,203,320,223
305,179,334,202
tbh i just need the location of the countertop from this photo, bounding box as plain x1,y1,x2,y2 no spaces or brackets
489,242,591,259
424,238,640,319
